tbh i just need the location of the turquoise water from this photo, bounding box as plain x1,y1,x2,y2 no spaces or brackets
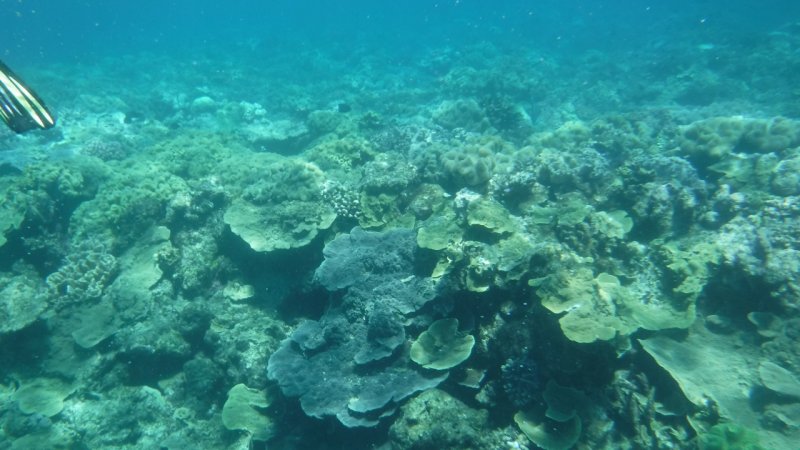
2,1,800,449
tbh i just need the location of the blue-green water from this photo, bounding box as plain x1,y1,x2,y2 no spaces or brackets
2,1,800,449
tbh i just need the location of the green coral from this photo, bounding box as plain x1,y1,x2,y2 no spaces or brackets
0,197,25,248
533,268,695,344
0,270,48,334
466,197,517,234
711,152,773,190
1,159,104,248
69,161,186,251
770,154,800,196
460,234,534,292
438,139,505,189
224,158,336,252
104,226,170,322
515,409,581,450
431,99,489,131
679,116,800,166
70,301,118,349
389,389,496,449
410,319,475,370
555,192,592,226
417,196,533,289
657,238,720,299
304,136,376,174
360,152,419,195
530,120,593,151
13,378,75,417
698,423,764,450
307,109,355,136
146,132,250,180
514,380,591,450
221,384,274,441
357,192,414,230
417,205,463,251
591,210,634,239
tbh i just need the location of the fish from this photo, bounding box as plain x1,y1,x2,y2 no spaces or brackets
0,59,55,133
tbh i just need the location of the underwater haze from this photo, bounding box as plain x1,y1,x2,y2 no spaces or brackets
3,1,800,449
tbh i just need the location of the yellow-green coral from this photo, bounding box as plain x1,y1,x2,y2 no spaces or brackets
514,408,581,450
0,198,24,248
304,135,376,174
221,383,274,441
591,210,634,239
417,205,463,251
410,319,475,370
69,161,187,250
533,268,695,344
0,272,48,334
357,192,414,230
466,197,517,234
679,116,800,165
513,380,590,450
658,238,720,299
224,158,336,252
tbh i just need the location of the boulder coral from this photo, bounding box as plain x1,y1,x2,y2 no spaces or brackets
439,144,495,189
678,116,800,166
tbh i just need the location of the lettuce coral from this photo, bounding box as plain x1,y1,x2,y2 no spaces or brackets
221,384,274,441
410,319,475,370
513,380,592,450
224,158,335,252
533,268,695,344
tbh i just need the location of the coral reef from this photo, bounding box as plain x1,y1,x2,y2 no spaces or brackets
0,268,48,334
45,239,117,304
3,11,800,449
501,355,540,408
268,227,444,427
224,158,336,252
698,423,765,450
439,141,496,189
388,389,505,449
220,384,274,441
410,319,475,370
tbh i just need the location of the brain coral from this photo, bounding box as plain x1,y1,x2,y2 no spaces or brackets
440,145,495,189
410,319,475,370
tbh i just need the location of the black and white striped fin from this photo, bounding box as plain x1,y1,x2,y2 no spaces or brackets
0,60,55,133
